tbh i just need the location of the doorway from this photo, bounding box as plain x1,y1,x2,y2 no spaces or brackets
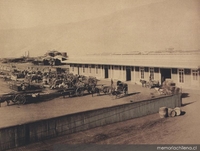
160,68,171,83
105,68,109,78
78,66,80,75
126,68,131,81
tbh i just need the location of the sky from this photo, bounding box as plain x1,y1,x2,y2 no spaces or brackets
0,0,200,58
0,0,164,29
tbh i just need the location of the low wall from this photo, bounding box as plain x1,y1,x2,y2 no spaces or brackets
0,94,182,150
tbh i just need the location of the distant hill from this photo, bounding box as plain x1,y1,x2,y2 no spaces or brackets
0,0,199,58
121,49,200,55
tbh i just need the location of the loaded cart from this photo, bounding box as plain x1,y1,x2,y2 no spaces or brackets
0,80,63,106
0,89,42,105
111,81,128,98
0,88,66,106
0,81,44,105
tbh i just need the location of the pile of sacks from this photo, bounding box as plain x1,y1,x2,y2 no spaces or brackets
157,79,181,95
159,107,182,118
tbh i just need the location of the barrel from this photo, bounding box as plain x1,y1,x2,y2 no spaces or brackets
174,107,181,116
168,108,176,117
167,108,173,117
159,107,168,118
170,110,176,117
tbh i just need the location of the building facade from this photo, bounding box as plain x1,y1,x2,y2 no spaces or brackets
0,55,199,89
67,55,200,89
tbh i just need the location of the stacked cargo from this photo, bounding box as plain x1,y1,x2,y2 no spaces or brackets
161,79,181,95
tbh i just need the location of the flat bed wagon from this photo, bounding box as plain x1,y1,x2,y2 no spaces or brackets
0,89,43,105
0,81,65,105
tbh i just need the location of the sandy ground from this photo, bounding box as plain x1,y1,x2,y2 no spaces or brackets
1,79,199,150
0,79,162,128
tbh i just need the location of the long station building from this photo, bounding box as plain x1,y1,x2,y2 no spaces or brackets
0,54,199,89
66,54,200,89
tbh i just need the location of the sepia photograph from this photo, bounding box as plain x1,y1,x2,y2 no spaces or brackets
0,0,199,150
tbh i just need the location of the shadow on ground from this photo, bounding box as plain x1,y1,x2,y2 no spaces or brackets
180,111,186,116
181,101,195,107
181,93,190,98
113,92,140,99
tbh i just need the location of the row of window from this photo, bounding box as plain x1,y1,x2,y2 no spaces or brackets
176,69,199,83
140,67,155,80
71,66,99,74
140,68,199,83
71,65,199,83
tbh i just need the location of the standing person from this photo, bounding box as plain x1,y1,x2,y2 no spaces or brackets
111,79,113,87
110,79,114,95
149,75,152,81
161,76,165,86
110,79,114,92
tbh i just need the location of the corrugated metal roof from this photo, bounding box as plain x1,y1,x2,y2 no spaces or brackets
65,54,200,69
